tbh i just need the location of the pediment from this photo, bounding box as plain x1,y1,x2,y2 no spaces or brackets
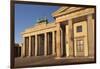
52,6,85,17
52,6,69,16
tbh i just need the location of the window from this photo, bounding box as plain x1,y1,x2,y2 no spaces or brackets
77,26,82,32
76,40,84,52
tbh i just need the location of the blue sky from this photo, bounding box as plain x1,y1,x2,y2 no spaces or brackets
15,4,60,43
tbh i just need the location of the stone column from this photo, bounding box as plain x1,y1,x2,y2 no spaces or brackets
28,36,31,56
68,19,74,57
38,35,40,56
47,33,49,55
56,23,62,58
65,25,69,57
60,28,63,56
87,14,94,57
35,35,38,56
44,33,47,56
21,37,25,57
52,31,55,55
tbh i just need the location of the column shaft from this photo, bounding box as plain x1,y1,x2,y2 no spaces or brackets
65,25,69,57
68,19,74,56
60,28,63,56
28,36,31,56
52,31,55,55
21,37,25,57
56,24,61,57
87,14,94,56
38,35,40,56
47,33,49,55
35,35,38,56
44,33,47,56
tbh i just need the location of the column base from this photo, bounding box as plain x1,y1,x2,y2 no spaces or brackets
44,54,47,56
55,56,61,59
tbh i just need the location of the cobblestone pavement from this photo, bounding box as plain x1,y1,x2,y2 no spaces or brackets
14,55,95,68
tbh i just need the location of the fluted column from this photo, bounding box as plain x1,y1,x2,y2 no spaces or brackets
35,35,38,56
65,25,69,57
21,37,25,57
44,33,47,56
68,19,74,56
28,36,31,56
87,14,94,57
47,33,49,55
60,28,63,56
52,31,55,55
56,23,61,58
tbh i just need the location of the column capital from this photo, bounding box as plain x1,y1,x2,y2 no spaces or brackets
68,19,73,25
87,14,93,20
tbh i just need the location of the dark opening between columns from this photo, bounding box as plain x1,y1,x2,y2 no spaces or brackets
37,34,44,56
31,36,35,56
25,37,29,57
47,32,52,55
60,23,66,57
